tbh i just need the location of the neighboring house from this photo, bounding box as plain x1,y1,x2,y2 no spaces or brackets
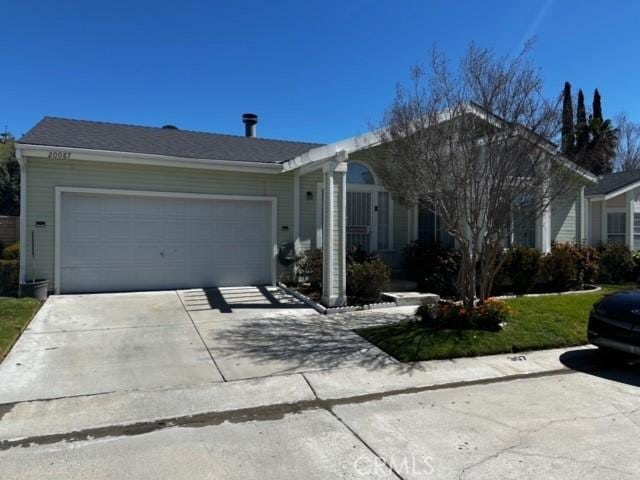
585,170,640,249
16,113,594,306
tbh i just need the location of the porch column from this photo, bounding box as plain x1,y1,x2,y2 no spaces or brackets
626,189,635,249
579,186,586,244
292,170,301,278
321,151,348,306
537,180,552,253
601,199,608,245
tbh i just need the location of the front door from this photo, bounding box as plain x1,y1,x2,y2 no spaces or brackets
346,191,372,251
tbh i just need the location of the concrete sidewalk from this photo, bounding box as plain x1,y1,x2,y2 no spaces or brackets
0,345,601,447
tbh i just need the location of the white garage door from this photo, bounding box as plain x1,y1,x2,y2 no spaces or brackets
60,192,273,293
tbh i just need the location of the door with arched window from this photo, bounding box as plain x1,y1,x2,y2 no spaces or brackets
345,162,392,252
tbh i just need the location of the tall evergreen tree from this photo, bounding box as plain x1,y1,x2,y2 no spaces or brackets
0,134,20,216
561,82,574,156
592,88,603,122
575,89,590,169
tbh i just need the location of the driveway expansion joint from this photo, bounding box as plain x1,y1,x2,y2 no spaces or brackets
174,290,228,382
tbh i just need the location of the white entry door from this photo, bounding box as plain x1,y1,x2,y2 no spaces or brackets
59,192,273,293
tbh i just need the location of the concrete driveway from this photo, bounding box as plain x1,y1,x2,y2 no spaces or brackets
0,286,395,404
3,356,640,479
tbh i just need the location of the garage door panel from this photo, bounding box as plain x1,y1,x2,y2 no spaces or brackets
103,220,132,240
133,221,165,241
102,196,131,215
67,195,105,215
60,193,273,293
190,222,215,241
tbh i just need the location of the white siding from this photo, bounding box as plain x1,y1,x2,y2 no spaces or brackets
551,190,578,243
590,200,602,245
25,157,295,291
299,170,323,252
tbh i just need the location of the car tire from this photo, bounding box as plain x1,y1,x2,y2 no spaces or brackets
598,346,627,361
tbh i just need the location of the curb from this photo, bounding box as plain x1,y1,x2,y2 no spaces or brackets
278,282,398,315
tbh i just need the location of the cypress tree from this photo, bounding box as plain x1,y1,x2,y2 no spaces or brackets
592,88,603,122
561,82,574,156
575,89,589,162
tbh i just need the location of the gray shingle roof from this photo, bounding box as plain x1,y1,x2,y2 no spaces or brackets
585,170,640,196
18,117,322,164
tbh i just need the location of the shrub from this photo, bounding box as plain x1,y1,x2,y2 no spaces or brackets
503,246,541,294
347,258,390,304
599,243,635,283
416,298,510,331
572,244,600,286
2,242,19,260
347,245,377,265
296,248,323,291
540,243,578,291
473,299,513,330
403,243,461,297
0,259,19,296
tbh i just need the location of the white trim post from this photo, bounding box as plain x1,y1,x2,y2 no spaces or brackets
579,186,586,244
321,151,348,306
537,180,552,253
292,170,300,279
626,189,635,249
601,199,608,246
16,151,27,289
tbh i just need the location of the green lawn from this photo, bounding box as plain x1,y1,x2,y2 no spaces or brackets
0,297,41,361
357,284,635,362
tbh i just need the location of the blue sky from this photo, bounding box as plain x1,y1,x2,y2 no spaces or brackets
4,0,639,143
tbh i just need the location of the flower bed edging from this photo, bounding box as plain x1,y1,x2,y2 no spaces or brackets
494,284,601,300
278,282,326,314
277,282,397,315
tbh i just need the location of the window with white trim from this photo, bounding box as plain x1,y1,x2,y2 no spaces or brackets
607,212,626,245
634,213,640,250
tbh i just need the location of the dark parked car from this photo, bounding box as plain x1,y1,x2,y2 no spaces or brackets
588,290,640,356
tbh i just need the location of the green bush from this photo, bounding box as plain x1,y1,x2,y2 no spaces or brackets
0,259,19,296
403,243,460,296
540,243,578,291
416,298,511,331
572,244,600,285
599,243,635,283
503,246,541,294
347,258,390,304
295,248,323,291
2,242,19,260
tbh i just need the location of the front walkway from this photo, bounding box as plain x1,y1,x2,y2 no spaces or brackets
0,287,404,404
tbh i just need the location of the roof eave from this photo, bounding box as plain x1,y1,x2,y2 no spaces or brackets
15,143,285,174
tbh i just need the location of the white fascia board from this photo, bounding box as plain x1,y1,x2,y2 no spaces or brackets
586,194,605,201
15,143,284,174
283,130,385,172
554,155,598,183
603,180,640,200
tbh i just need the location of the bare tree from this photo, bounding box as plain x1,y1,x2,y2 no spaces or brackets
377,43,582,309
614,113,640,171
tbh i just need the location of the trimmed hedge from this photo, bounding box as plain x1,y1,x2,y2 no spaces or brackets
347,258,391,305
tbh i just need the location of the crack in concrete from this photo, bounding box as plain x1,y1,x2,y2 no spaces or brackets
457,407,640,479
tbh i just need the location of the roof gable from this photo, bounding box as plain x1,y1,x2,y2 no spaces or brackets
585,170,640,196
18,117,321,164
